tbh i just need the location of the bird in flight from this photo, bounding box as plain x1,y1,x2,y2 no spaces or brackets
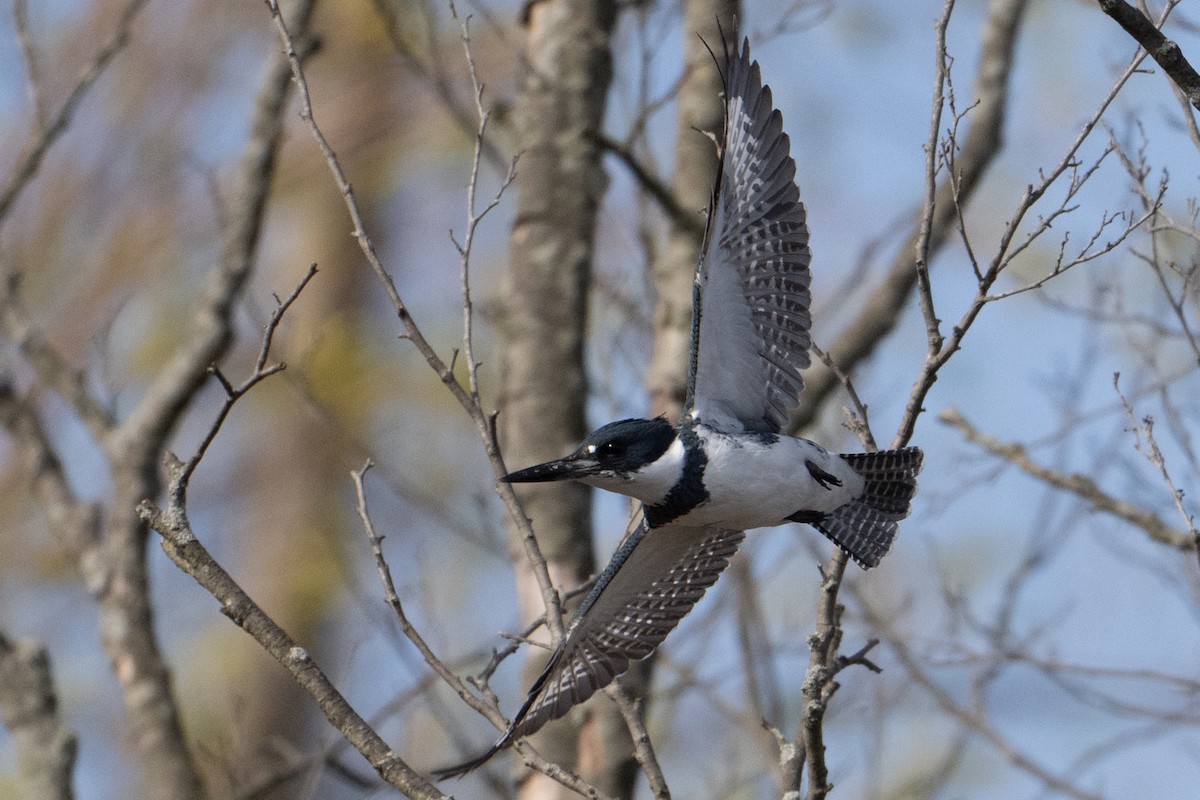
437,38,922,779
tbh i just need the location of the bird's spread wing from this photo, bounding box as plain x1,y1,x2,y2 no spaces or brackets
435,519,744,778
687,39,812,434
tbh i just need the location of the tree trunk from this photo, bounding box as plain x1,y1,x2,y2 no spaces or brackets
647,0,740,422
584,3,741,797
499,1,617,798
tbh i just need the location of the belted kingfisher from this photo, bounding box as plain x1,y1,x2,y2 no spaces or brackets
437,38,922,779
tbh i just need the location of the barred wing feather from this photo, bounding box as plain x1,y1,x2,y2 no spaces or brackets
435,522,744,778
689,39,812,434
511,523,745,736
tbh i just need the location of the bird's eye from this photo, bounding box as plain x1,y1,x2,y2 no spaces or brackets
598,441,624,457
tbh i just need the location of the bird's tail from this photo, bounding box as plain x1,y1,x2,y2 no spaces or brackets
813,447,923,569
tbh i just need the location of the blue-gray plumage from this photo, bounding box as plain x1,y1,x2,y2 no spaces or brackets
436,38,922,780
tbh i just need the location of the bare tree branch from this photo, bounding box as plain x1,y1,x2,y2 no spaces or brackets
76,6,319,796
794,0,1030,431
1,1,313,795
0,633,77,800
800,556,848,800
857,600,1105,800
114,1,315,457
765,719,804,800
1097,0,1200,110
0,275,115,438
911,0,957,358
794,9,970,791
0,375,102,556
590,129,706,241
605,681,670,800
369,0,507,169
449,10,519,412
131,258,454,796
12,0,46,131
1112,377,1200,561
894,32,1153,448
809,343,876,451
176,263,318,493
261,0,567,644
0,0,148,230
138,481,449,800
940,406,1195,551
352,462,502,724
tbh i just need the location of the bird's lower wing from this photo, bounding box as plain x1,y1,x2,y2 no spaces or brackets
435,519,745,779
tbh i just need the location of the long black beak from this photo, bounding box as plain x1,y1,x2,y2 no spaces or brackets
502,453,597,483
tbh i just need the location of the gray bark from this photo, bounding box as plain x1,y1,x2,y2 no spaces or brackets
0,634,77,800
498,1,617,797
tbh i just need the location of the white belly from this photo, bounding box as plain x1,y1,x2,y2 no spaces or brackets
675,429,865,530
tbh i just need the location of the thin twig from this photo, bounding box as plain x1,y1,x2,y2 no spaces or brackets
0,0,149,228
449,11,519,404
590,129,707,239
606,681,671,799
175,264,319,494
262,0,565,645
810,344,876,451
894,33,1153,448
794,0,1031,431
351,462,503,723
940,405,1194,551
912,0,955,355
368,0,507,169
138,480,449,800
0,274,115,438
941,404,1195,552
475,578,598,686
857,599,1104,800
12,0,45,131
0,375,103,553
1112,377,1199,565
